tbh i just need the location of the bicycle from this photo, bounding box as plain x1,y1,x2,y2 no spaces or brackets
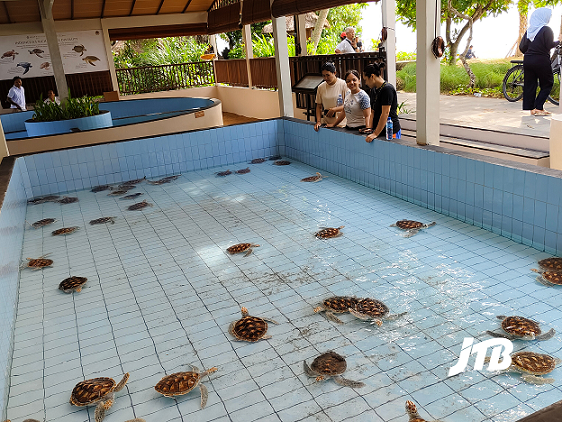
502,44,561,106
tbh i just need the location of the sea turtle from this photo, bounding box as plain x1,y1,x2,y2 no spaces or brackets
1,50,18,60
405,401,445,422
537,257,562,271
216,170,232,177
161,174,181,181
29,218,56,228
17,62,32,74
28,48,44,58
82,56,100,66
315,226,344,239
301,172,327,182
89,217,116,225
107,190,129,196
273,160,291,166
70,373,129,422
348,298,407,327
121,193,144,200
117,183,136,190
72,44,87,56
52,226,80,236
250,158,266,164
154,365,218,408
531,268,562,287
40,62,50,70
127,200,152,211
123,176,146,185
229,307,279,342
28,195,60,204
21,254,53,270
269,155,282,160
91,184,111,193
58,196,79,204
485,351,561,384
235,167,251,174
313,296,359,324
59,276,87,293
390,220,436,237
486,315,555,340
226,243,260,257
303,351,365,388
146,178,172,185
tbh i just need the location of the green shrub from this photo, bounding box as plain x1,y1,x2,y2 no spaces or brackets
32,94,101,122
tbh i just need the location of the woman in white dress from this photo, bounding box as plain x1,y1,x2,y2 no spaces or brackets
314,62,348,131
327,69,370,130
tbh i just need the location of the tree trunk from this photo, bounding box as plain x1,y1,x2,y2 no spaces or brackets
516,0,528,57
310,9,329,54
448,0,475,88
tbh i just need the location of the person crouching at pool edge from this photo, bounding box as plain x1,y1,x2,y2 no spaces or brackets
360,62,401,142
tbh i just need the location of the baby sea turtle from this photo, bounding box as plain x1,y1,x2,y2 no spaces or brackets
314,296,359,324
154,365,218,408
107,190,129,196
537,257,562,271
70,373,129,422
486,315,555,341
121,193,144,200
486,351,561,384
531,268,562,287
58,196,79,204
40,61,50,69
229,307,279,342
315,226,344,239
390,220,436,237
216,170,232,177
21,254,53,270
161,174,181,181
303,351,365,388
301,172,327,182
29,218,56,228
250,158,266,164
348,298,407,327
405,401,445,422
52,226,80,236
28,195,60,204
235,167,251,174
91,184,111,193
146,178,171,185
89,217,116,225
127,200,152,211
72,44,87,56
269,155,282,160
123,176,146,185
273,160,291,166
117,183,136,190
59,276,88,293
226,243,260,257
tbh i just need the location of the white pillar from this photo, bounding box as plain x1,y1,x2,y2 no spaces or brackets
100,21,119,94
0,119,9,160
415,0,440,146
272,16,294,117
381,0,396,87
296,14,307,56
38,0,69,101
209,34,218,57
242,24,253,88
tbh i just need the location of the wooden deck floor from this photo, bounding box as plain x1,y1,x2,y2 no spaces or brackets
222,112,261,126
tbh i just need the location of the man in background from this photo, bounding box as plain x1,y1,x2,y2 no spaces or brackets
7,76,26,111
335,27,360,54
465,45,477,59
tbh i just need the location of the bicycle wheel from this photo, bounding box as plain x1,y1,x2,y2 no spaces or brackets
548,68,560,105
503,65,524,102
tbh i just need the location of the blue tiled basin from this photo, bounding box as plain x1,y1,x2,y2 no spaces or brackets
24,110,113,137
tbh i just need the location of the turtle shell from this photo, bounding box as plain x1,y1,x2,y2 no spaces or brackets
322,296,359,313
123,177,146,184
90,217,115,225
539,271,562,285
28,195,60,204
395,220,424,230
269,155,282,160
52,226,79,236
231,315,268,341
58,197,79,204
216,170,232,177
511,351,557,375
354,298,389,318
121,193,143,200
315,227,343,239
127,201,151,211
154,372,200,397
117,184,136,190
227,243,251,254
27,258,53,268
70,377,116,406
31,218,56,228
273,160,291,166
91,185,111,193
108,190,128,196
301,175,321,182
59,276,87,292
538,257,562,271
310,351,347,377
235,168,250,174
501,316,542,338
250,158,266,164
161,174,180,181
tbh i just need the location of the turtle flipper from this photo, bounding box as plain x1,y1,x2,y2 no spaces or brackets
94,402,106,422
243,248,253,257
228,322,241,340
404,229,420,238
486,330,511,339
425,222,437,228
386,311,407,321
348,308,370,321
199,383,208,408
324,311,344,324
496,315,507,320
114,373,130,392
536,328,556,341
521,374,554,384
389,223,397,227
303,360,316,377
536,276,554,286
263,317,279,324
334,376,365,388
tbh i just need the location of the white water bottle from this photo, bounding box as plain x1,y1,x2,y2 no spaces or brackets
386,117,393,140
337,94,343,107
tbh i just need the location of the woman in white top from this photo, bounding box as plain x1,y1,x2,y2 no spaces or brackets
327,69,370,130
314,62,347,131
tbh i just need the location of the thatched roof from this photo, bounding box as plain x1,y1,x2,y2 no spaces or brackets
262,13,331,34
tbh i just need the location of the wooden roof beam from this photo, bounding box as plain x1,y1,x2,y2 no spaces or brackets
3,2,11,24
101,0,106,18
183,0,194,13
156,0,165,14
129,0,137,16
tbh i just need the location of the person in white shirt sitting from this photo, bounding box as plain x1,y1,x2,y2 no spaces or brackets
335,27,360,54
44,90,61,105
7,76,26,111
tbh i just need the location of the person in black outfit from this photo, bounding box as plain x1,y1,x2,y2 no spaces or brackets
519,7,559,115
360,62,401,141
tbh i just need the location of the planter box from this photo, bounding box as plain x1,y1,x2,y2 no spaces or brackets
25,110,112,137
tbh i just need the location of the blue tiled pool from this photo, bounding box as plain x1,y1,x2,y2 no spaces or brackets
1,119,562,422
